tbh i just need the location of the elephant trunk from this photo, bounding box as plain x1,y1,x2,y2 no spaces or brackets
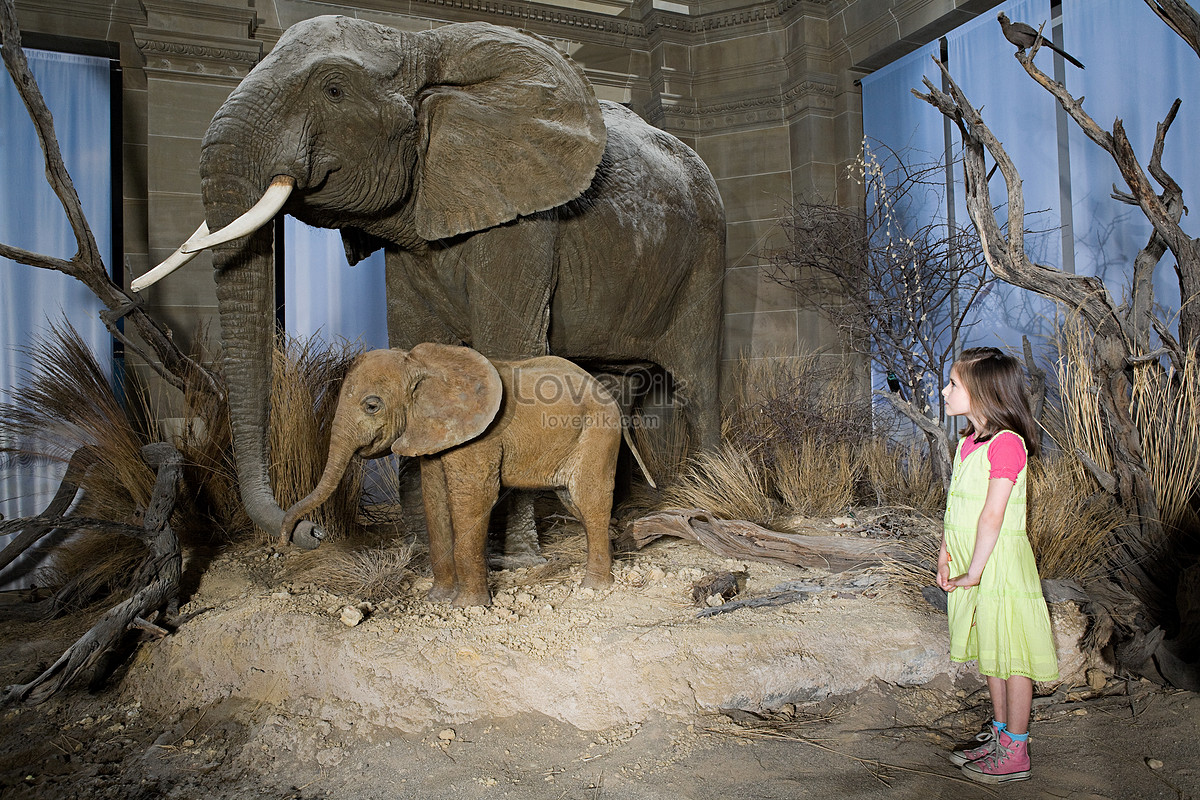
280,417,361,543
200,117,323,547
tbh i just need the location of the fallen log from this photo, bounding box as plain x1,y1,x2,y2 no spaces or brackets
2,443,183,705
630,509,921,572
0,446,98,574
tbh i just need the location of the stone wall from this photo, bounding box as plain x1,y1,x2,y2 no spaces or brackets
8,0,1002,406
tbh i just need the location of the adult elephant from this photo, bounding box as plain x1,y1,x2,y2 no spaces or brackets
137,16,725,546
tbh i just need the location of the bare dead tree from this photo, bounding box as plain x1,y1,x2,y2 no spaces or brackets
0,0,220,399
0,0,218,704
764,145,994,485
912,10,1200,623
2,443,183,705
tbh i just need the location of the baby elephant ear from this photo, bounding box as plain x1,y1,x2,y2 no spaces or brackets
391,343,503,457
412,22,606,241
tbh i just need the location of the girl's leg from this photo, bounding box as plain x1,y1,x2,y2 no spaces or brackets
986,675,1008,726
1004,676,1033,735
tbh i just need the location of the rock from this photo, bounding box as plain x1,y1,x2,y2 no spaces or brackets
1146,758,1164,770
340,606,364,627
438,729,456,742
705,594,724,607
832,516,855,527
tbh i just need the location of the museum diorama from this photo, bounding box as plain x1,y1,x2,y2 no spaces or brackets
1,0,1199,797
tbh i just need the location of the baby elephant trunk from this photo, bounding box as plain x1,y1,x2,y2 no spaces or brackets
279,439,357,546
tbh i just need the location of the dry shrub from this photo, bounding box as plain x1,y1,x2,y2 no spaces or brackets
1130,350,1200,532
659,443,775,524
861,438,944,513
0,323,156,603
267,335,366,543
1027,454,1124,581
0,326,383,607
303,543,416,601
0,322,155,518
771,438,860,518
1048,319,1112,474
723,352,869,457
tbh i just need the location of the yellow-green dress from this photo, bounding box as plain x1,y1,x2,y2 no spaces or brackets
944,432,1059,681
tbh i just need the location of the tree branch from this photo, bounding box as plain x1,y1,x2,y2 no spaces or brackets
0,0,223,400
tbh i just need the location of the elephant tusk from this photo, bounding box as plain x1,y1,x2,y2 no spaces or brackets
181,175,295,254
130,221,210,292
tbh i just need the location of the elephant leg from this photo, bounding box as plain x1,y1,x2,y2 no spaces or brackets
561,439,617,589
490,493,545,570
419,457,456,602
444,463,501,608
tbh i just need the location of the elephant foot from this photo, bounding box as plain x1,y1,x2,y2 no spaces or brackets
451,589,492,608
290,521,325,550
582,571,614,590
426,583,456,603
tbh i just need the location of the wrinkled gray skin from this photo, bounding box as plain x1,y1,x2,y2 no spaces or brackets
200,16,725,546
281,345,622,607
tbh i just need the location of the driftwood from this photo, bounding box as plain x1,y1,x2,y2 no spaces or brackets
1,443,183,706
630,509,921,573
0,446,97,574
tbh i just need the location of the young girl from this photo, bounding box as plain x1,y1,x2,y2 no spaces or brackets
938,347,1058,784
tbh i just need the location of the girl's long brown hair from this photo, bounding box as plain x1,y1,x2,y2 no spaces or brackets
954,346,1041,457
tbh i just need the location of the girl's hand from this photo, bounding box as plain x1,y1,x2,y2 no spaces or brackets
948,571,982,589
937,561,953,591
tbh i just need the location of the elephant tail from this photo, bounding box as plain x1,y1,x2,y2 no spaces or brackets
621,423,657,490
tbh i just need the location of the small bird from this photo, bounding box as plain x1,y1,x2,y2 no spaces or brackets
998,12,1085,69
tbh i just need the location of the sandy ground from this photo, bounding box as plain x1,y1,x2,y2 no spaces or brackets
1,527,1197,800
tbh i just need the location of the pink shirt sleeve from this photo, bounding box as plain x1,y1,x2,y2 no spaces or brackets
986,432,1027,482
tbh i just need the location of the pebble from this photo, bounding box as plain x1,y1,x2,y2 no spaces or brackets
438,729,456,742
1146,758,1164,770
270,591,290,600
340,606,364,627
705,594,724,607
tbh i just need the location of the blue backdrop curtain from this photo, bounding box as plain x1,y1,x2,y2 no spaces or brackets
1063,0,1200,314
283,220,389,351
860,39,944,402
0,49,113,580
947,0,1064,350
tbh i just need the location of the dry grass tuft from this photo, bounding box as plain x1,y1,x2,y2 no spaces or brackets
0,321,155,520
1130,350,1200,532
1027,454,1125,581
0,323,156,601
661,352,931,525
267,335,367,543
293,543,417,601
861,439,944,513
659,443,775,524
1049,320,1113,475
771,438,860,518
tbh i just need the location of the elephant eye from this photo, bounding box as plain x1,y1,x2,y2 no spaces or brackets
325,84,344,102
363,395,382,415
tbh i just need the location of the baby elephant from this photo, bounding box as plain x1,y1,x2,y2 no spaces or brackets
281,343,653,607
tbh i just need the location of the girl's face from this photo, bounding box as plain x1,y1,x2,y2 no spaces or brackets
942,366,972,418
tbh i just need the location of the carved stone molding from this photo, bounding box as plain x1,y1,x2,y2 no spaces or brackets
410,0,643,37
134,31,261,80
405,0,827,40
654,76,836,133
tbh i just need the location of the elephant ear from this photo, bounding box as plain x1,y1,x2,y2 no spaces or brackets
412,22,606,241
391,343,503,457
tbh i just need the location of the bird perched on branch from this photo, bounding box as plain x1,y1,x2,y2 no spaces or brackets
998,12,1085,69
